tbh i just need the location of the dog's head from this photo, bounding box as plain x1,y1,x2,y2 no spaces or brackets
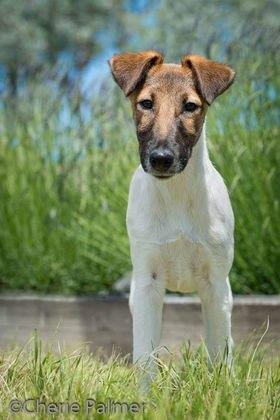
109,51,235,179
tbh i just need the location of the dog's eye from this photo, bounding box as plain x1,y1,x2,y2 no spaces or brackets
139,100,153,110
184,102,198,113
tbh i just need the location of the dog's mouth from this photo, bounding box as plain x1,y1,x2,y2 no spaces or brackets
146,161,189,180
152,172,174,180
142,163,188,180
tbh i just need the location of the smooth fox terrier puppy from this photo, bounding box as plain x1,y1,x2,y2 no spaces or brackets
109,51,235,382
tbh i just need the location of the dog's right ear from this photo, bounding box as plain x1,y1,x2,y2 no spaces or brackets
108,51,163,97
181,55,235,105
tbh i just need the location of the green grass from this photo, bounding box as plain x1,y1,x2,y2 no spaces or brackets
0,333,279,419
0,56,279,294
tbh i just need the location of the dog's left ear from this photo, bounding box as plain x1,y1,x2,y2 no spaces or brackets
109,51,163,97
181,55,235,105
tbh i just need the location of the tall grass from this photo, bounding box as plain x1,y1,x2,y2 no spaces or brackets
0,57,279,294
0,333,279,419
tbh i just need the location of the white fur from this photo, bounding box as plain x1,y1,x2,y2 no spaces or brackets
127,124,234,377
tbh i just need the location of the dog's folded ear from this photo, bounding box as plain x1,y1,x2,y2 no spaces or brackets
109,51,163,96
181,55,235,105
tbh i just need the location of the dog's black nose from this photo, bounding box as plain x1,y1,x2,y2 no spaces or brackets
149,148,174,172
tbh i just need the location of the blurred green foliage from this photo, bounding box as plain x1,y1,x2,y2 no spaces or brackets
0,0,137,94
0,0,279,294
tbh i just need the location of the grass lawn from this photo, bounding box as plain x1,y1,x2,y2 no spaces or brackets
0,333,279,419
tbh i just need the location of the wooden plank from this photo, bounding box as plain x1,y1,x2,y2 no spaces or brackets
0,295,279,357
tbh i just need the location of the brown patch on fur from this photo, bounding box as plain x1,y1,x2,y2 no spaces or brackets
129,63,207,172
109,51,163,96
181,55,235,104
191,259,210,283
152,272,157,280
109,51,235,176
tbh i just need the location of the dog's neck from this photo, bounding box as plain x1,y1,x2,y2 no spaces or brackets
183,123,209,180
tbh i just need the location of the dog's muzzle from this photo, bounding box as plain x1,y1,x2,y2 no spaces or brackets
148,147,175,178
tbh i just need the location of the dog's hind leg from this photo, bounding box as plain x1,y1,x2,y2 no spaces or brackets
199,275,233,365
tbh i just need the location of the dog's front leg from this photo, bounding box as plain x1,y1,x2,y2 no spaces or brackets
199,275,233,365
130,272,165,385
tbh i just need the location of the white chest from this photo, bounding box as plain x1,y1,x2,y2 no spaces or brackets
140,233,210,293
127,158,233,293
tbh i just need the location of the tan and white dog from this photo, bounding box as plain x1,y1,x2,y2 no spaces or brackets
109,51,235,379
